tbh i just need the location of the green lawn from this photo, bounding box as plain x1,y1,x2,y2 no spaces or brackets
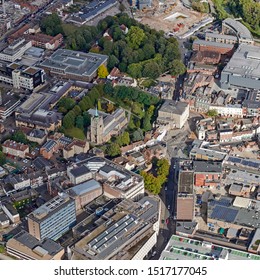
64,127,85,140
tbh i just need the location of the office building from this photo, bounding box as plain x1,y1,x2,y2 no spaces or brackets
207,196,260,231
0,61,46,90
6,230,64,260
1,202,20,224
67,156,145,200
193,39,234,55
221,44,260,90
0,38,32,62
15,108,62,132
177,167,194,221
222,18,254,45
67,0,117,25
157,100,189,129
160,234,260,260
205,32,238,45
63,139,89,159
40,49,108,82
72,196,160,260
28,193,76,241
0,91,21,120
67,179,102,212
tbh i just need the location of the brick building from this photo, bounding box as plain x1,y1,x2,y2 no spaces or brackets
193,39,234,55
2,140,29,159
193,161,222,188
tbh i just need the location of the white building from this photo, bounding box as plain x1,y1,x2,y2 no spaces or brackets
0,39,32,62
209,105,243,117
157,100,190,129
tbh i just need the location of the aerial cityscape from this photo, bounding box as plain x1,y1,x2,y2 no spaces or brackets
0,0,259,261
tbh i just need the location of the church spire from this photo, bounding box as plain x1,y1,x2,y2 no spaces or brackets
95,106,99,117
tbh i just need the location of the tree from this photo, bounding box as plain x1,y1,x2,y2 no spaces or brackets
127,63,142,78
142,61,161,79
116,131,130,146
132,128,144,142
207,109,218,117
79,100,88,112
82,96,94,110
0,151,6,165
58,97,76,112
104,83,114,95
98,64,109,78
63,112,75,129
143,44,155,60
107,55,119,70
106,103,114,113
126,26,146,50
132,103,144,118
147,105,155,117
106,143,121,157
97,99,102,111
142,112,152,132
140,171,162,194
11,131,28,144
103,40,113,55
121,132,130,146
82,112,91,127
40,13,62,36
156,159,170,178
75,116,84,130
169,59,186,76
73,105,82,116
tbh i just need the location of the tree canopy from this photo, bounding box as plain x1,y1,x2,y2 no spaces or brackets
98,64,109,78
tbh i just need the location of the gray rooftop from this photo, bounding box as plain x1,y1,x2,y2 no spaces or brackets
69,165,91,178
74,196,159,259
71,179,101,196
205,32,237,41
28,129,47,139
160,234,260,260
193,160,222,173
178,170,194,193
193,39,234,49
208,197,260,228
41,49,108,78
223,18,253,40
11,230,63,255
29,193,74,222
159,100,189,115
222,44,260,81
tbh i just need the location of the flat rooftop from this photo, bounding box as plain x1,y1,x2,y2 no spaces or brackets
208,197,260,229
70,179,101,196
41,49,108,78
28,193,73,222
160,234,260,260
73,197,159,259
223,155,260,171
159,100,189,115
222,44,260,79
178,170,193,193
193,160,222,173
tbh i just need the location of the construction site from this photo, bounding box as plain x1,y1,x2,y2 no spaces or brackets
134,0,206,36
